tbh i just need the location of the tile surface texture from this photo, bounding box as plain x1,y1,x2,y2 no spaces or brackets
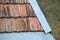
0,0,43,32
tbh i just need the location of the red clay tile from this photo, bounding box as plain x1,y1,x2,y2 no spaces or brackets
5,18,13,32
26,4,36,17
18,4,27,17
0,4,5,17
12,18,27,31
0,4,28,17
0,18,43,32
36,18,43,31
0,0,29,3
9,4,19,17
27,17,43,31
0,1,44,32
3,5,9,17
0,18,28,32
0,4,36,17
0,18,6,32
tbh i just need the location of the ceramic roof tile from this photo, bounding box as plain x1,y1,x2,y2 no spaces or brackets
0,18,6,32
0,4,19,17
18,4,27,17
8,4,19,17
12,18,27,32
0,4,7,17
0,18,43,32
0,4,36,17
0,0,29,3
0,1,44,32
26,4,36,17
27,17,43,31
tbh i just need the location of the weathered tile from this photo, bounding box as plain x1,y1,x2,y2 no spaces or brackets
12,18,27,31
19,0,29,3
18,4,27,17
5,18,13,32
0,0,14,3
3,5,9,17
27,17,38,31
1,0,10,3
0,18,28,32
0,4,3,17
15,0,20,3
0,4,28,17
0,4,5,17
26,4,36,17
0,0,2,3
0,0,1,3
0,4,11,17
8,4,19,17
0,4,36,17
0,1,44,33
17,0,29,3
0,18,6,32
0,18,43,32
0,0,29,3
35,18,43,31
27,17,43,31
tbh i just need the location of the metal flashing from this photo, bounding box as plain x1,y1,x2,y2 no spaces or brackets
29,0,52,33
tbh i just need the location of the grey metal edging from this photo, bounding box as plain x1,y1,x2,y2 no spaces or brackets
29,0,52,33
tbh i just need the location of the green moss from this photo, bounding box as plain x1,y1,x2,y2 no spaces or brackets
37,0,60,40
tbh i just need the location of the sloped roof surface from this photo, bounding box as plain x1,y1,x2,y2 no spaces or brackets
0,0,29,3
0,0,43,32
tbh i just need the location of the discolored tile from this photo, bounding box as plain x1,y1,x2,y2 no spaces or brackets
0,4,5,17
0,1,44,33
9,4,19,17
0,18,43,32
0,4,36,17
12,18,27,32
5,18,13,32
27,17,43,31
0,18,6,32
18,4,27,17
0,0,29,3
26,4,36,17
0,18,28,32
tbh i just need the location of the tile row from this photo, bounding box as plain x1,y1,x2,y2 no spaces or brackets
0,17,43,32
0,0,29,3
0,4,36,17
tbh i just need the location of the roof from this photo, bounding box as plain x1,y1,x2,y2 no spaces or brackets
0,0,29,3
0,0,43,33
